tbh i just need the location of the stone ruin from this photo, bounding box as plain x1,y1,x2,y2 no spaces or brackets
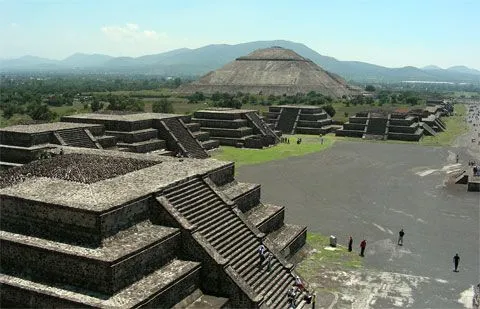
192,108,280,148
335,104,452,141
0,112,220,169
266,105,341,135
336,111,426,141
0,148,309,308
178,46,358,97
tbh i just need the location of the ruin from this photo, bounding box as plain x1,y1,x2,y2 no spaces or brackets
0,113,220,168
192,108,279,148
336,111,425,141
266,105,341,135
0,148,308,308
178,47,357,97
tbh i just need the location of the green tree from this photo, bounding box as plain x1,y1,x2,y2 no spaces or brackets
152,99,174,113
91,98,104,112
27,104,56,121
365,85,376,92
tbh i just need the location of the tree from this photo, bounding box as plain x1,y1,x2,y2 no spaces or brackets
365,85,376,92
323,104,336,117
91,98,104,112
27,104,56,121
152,99,174,113
406,96,419,105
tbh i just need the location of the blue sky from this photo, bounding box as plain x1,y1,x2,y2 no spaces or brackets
1,0,479,69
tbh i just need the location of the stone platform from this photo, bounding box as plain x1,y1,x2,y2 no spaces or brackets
0,148,309,308
266,105,336,135
192,108,279,149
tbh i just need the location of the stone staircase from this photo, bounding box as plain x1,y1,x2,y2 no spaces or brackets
56,128,99,148
276,108,299,135
161,177,307,308
162,118,209,159
245,112,279,143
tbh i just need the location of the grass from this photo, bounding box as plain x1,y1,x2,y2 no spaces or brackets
296,233,363,283
419,104,468,146
212,134,334,167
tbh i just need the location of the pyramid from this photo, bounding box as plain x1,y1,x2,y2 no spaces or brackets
179,46,356,97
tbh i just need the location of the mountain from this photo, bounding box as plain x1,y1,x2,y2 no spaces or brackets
447,65,480,76
62,53,113,67
423,65,443,70
1,40,479,83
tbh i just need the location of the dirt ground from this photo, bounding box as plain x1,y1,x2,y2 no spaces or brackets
237,107,479,308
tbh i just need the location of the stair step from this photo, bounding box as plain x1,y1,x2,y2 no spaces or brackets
228,238,258,266
264,274,292,306
183,198,223,218
203,217,243,240
271,278,299,308
249,261,283,289
209,221,246,247
212,225,249,251
194,207,232,229
227,238,257,266
185,200,225,224
164,179,203,198
176,191,217,212
198,211,236,235
218,229,254,257
256,270,289,297
231,246,258,274
244,255,280,283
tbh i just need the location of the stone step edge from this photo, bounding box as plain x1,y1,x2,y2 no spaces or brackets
0,259,201,308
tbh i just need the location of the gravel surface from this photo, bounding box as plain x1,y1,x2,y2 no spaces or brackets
0,153,158,188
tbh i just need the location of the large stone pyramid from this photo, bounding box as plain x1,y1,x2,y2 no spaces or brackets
179,46,356,97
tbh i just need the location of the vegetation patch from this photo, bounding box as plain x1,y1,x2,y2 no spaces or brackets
212,135,334,167
296,233,363,284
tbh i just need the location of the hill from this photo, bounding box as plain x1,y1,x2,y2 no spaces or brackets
1,40,479,83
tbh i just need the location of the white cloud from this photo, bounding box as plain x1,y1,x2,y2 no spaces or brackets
10,23,18,28
101,23,166,42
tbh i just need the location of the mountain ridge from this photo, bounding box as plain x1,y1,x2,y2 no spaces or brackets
1,40,479,83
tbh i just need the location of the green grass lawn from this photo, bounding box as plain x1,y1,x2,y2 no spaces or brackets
212,134,334,167
331,102,426,123
296,233,363,283
419,104,468,146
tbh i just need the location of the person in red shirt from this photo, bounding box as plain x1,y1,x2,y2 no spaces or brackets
360,239,367,257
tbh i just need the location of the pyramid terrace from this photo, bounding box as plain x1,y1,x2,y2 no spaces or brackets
0,147,309,308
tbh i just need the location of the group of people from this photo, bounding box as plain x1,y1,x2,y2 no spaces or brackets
280,137,291,144
258,244,316,308
468,161,480,176
347,229,463,272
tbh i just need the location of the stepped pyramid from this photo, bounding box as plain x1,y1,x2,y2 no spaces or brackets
179,46,356,97
0,148,309,308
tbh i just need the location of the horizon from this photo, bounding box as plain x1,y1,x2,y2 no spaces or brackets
1,0,479,70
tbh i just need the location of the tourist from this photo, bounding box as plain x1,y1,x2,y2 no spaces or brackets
258,244,266,268
321,137,324,145
311,292,316,309
267,252,273,272
348,236,353,252
287,285,297,308
295,275,305,291
398,228,405,246
456,154,459,163
453,253,460,272
359,239,367,257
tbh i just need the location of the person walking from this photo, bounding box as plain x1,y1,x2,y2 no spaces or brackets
453,253,460,272
398,229,405,246
266,252,273,272
258,244,266,268
360,239,367,257
348,236,353,252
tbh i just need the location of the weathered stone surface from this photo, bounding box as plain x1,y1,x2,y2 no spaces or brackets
178,47,357,97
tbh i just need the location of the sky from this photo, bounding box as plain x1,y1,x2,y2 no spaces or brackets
0,0,479,69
